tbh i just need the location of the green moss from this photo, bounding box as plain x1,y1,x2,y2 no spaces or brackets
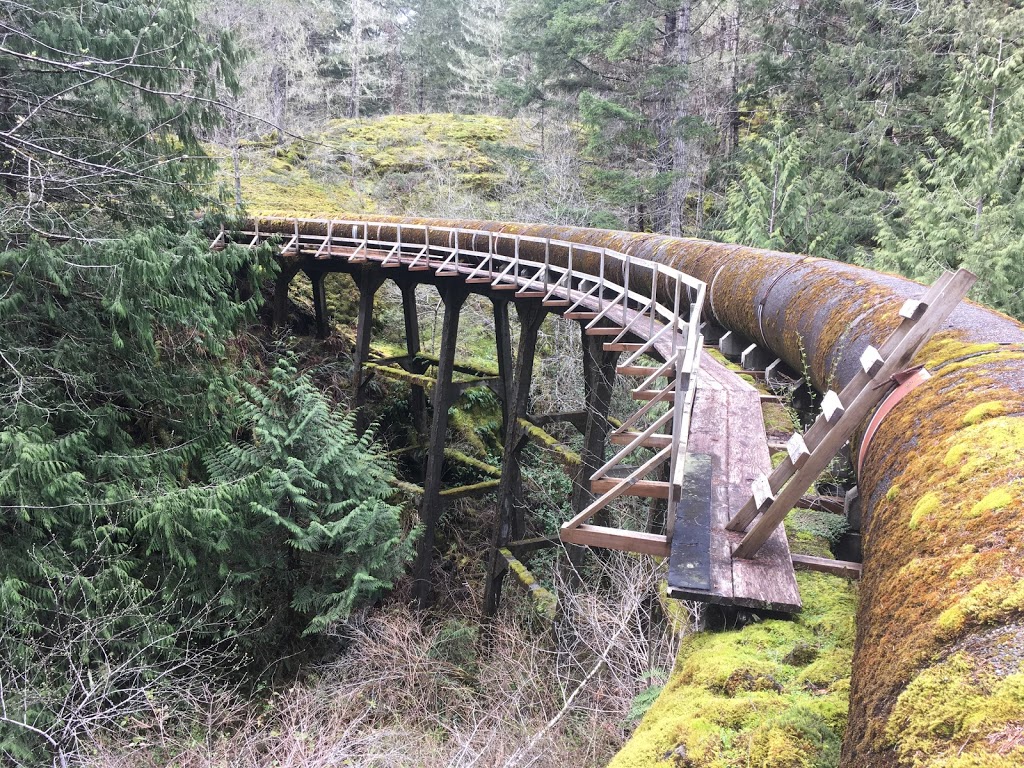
909,492,941,530
517,418,582,467
885,653,1024,766
935,577,1024,639
969,487,1015,516
499,548,557,621
762,402,799,436
963,401,1009,426
442,448,500,478
610,573,856,768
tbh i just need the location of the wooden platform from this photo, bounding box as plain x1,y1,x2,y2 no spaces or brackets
667,351,802,613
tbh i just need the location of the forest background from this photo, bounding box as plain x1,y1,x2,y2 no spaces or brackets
1,0,1022,765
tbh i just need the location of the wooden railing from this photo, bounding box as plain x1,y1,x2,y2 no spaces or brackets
225,217,707,557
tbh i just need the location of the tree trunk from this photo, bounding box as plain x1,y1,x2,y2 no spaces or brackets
667,1,693,237
349,0,364,119
269,29,287,143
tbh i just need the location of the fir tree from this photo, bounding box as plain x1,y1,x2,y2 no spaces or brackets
875,26,1024,318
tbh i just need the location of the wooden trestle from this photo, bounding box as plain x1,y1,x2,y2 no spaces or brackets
217,217,977,617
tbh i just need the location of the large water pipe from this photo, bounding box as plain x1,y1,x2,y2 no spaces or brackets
253,215,1024,766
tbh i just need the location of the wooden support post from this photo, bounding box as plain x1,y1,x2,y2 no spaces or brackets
413,282,469,609
483,300,548,618
307,269,330,340
571,326,620,520
352,268,387,433
493,298,514,440
272,261,302,331
397,278,428,439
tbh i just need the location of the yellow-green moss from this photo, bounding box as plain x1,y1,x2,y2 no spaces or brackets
963,401,1009,426
885,653,1024,767
909,492,941,531
500,548,557,621
968,486,1015,516
763,402,800,436
610,572,856,768
442,448,501,478
935,577,1024,639
517,418,582,467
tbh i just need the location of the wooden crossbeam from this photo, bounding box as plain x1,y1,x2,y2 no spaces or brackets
609,431,672,449
590,478,671,499
559,524,669,558
604,342,647,353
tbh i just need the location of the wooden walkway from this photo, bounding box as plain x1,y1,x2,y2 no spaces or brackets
667,351,801,613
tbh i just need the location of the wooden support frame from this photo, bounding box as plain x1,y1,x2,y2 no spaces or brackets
413,281,469,609
232,217,708,565
483,300,548,617
729,268,977,559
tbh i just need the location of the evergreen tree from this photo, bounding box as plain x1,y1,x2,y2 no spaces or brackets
722,118,818,253
0,0,238,241
874,16,1024,318
204,358,415,651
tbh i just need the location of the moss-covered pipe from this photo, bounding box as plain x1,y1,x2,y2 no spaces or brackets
249,214,1024,767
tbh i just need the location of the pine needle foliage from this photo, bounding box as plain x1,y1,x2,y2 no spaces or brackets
0,0,239,242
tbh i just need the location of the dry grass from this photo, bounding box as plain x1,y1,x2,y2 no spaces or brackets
82,551,685,768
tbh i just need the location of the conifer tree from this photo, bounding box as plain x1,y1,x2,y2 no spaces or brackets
203,358,415,651
875,24,1024,318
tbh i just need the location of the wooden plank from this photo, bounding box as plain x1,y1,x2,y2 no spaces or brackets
795,494,846,515
610,432,672,449
675,382,733,604
507,536,560,555
584,326,625,336
564,310,599,320
617,365,673,377
631,386,676,402
604,342,647,353
726,388,802,612
791,553,862,580
590,478,671,499
668,453,713,591
560,524,669,557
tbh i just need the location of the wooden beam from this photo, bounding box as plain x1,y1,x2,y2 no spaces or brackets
414,282,468,609
791,553,862,579
559,524,669,558
609,431,672,449
590,478,671,499
603,342,647,353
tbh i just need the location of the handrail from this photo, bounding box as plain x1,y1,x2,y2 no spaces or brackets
228,216,707,553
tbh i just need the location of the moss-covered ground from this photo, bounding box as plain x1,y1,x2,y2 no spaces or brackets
610,570,857,768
